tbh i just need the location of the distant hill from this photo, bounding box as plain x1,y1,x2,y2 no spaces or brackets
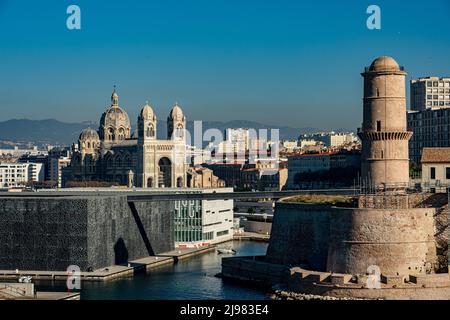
0,119,97,146
0,118,349,146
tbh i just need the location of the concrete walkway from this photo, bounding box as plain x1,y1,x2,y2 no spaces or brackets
234,232,270,242
0,246,216,282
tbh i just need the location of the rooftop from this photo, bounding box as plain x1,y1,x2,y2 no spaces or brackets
364,56,405,73
288,152,337,158
421,147,450,163
411,77,450,82
282,195,356,207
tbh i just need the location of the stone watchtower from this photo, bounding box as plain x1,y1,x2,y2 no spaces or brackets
358,56,412,188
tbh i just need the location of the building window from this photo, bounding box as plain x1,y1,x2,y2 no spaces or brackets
376,121,381,132
446,168,450,180
430,167,436,180
216,230,229,237
203,231,214,240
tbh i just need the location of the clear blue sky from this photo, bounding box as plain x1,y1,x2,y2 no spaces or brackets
0,0,449,130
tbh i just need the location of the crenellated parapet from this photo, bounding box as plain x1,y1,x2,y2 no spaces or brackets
357,131,413,141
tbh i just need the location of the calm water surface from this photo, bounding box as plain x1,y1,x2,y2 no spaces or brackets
36,241,269,300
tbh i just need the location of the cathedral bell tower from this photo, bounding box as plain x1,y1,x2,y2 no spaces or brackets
167,102,186,141
136,102,157,188
138,102,157,143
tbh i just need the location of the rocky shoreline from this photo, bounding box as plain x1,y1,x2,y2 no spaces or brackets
269,286,367,300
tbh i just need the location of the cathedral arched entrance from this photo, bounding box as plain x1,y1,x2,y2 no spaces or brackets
158,157,172,188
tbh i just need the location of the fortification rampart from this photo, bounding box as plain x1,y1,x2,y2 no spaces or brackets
327,207,436,275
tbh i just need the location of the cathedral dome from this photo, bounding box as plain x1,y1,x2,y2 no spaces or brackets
140,102,156,120
99,88,131,141
79,128,99,141
100,107,131,128
169,103,184,120
369,56,400,72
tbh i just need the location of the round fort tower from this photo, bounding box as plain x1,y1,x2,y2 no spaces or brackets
358,56,412,188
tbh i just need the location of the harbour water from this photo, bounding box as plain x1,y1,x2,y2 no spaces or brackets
36,241,269,300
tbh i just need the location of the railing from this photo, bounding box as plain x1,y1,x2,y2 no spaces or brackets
353,178,420,197
421,181,449,193
364,66,405,72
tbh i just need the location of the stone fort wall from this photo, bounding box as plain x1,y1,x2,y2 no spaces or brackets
265,203,331,271
327,207,436,275
266,199,438,276
0,195,174,271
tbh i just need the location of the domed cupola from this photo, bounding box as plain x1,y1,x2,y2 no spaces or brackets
138,101,157,141
169,103,184,121
167,102,186,140
368,56,401,72
79,128,100,141
99,87,132,143
79,128,100,154
140,101,156,121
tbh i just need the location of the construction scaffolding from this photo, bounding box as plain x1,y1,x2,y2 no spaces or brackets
353,176,443,209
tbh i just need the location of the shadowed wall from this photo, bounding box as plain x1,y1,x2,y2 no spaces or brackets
0,195,174,271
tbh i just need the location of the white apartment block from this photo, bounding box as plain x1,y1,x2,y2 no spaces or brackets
411,77,450,111
0,163,44,188
223,128,272,154
299,133,356,149
225,128,251,152
280,140,298,152
186,145,212,166
200,198,234,246
299,139,319,149
0,146,47,157
49,156,71,188
320,133,356,148
173,188,234,248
